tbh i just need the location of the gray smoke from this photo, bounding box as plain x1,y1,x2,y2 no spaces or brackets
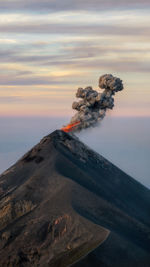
69,74,123,132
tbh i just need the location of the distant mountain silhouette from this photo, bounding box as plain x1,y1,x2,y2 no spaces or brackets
0,130,149,266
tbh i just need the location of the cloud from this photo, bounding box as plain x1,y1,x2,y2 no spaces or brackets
0,23,149,36
75,60,150,73
0,38,17,44
15,71,33,76
0,40,149,76
0,96,23,103
0,58,149,88
31,41,49,47
0,0,150,12
0,73,80,86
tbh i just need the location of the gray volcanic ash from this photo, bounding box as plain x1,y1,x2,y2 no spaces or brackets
0,130,150,267
62,74,123,132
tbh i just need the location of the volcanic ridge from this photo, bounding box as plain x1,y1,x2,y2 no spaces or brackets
0,130,150,267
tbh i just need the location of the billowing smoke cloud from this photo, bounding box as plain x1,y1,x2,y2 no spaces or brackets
62,74,123,132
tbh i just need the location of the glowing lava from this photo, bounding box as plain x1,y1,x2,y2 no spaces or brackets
61,121,80,132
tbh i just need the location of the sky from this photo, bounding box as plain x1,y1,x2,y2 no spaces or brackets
0,1,150,187
0,0,150,117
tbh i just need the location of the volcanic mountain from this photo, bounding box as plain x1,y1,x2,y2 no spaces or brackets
0,130,150,267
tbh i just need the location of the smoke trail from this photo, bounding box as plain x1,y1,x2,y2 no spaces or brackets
62,74,123,132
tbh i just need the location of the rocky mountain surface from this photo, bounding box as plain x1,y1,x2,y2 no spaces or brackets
0,130,150,266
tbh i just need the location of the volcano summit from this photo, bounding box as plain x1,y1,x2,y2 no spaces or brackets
0,130,150,266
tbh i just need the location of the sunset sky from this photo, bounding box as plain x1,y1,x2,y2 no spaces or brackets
0,0,150,117
0,1,150,187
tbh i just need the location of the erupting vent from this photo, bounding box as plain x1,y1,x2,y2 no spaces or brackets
61,121,80,133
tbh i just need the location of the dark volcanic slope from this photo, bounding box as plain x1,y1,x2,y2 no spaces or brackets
0,130,150,267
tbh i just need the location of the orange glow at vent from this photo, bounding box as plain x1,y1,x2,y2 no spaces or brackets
61,121,80,132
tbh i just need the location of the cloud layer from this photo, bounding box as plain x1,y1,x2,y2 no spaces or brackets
0,0,150,11
0,3,150,116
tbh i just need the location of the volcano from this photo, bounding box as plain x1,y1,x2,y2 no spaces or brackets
0,130,150,267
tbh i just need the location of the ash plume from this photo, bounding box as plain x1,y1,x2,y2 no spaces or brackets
63,74,123,132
